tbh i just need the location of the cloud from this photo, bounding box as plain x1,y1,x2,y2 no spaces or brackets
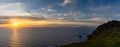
70,17,111,26
92,13,96,16
115,14,120,17
73,17,110,22
47,9,53,12
48,11,110,25
0,2,31,16
89,5,112,12
88,17,110,22
40,8,56,12
47,9,56,12
89,4,120,21
41,8,45,10
89,5,120,13
61,0,72,6
51,11,83,17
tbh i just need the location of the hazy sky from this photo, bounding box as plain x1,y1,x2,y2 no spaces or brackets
0,0,120,25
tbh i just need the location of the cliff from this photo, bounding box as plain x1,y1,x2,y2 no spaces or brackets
61,20,120,47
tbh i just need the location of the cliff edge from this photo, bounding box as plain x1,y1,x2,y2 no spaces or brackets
61,20,120,47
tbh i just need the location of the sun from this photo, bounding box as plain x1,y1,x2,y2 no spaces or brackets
7,22,20,28
13,22,19,27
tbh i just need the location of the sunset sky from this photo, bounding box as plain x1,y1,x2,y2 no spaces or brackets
0,0,119,26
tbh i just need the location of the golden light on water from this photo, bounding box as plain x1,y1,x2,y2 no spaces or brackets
11,29,20,47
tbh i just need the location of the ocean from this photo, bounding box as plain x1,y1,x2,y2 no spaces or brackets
0,26,95,47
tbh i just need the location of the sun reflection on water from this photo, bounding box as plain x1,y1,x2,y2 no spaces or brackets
11,28,20,47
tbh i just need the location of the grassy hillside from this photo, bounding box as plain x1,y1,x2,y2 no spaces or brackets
61,20,120,47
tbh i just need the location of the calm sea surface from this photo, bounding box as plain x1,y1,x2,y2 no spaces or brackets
0,26,95,47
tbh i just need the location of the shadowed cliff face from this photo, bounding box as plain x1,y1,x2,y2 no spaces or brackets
62,20,120,47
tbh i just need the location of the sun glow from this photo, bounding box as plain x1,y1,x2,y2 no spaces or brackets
7,18,22,28
12,22,19,27
0,18,97,28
